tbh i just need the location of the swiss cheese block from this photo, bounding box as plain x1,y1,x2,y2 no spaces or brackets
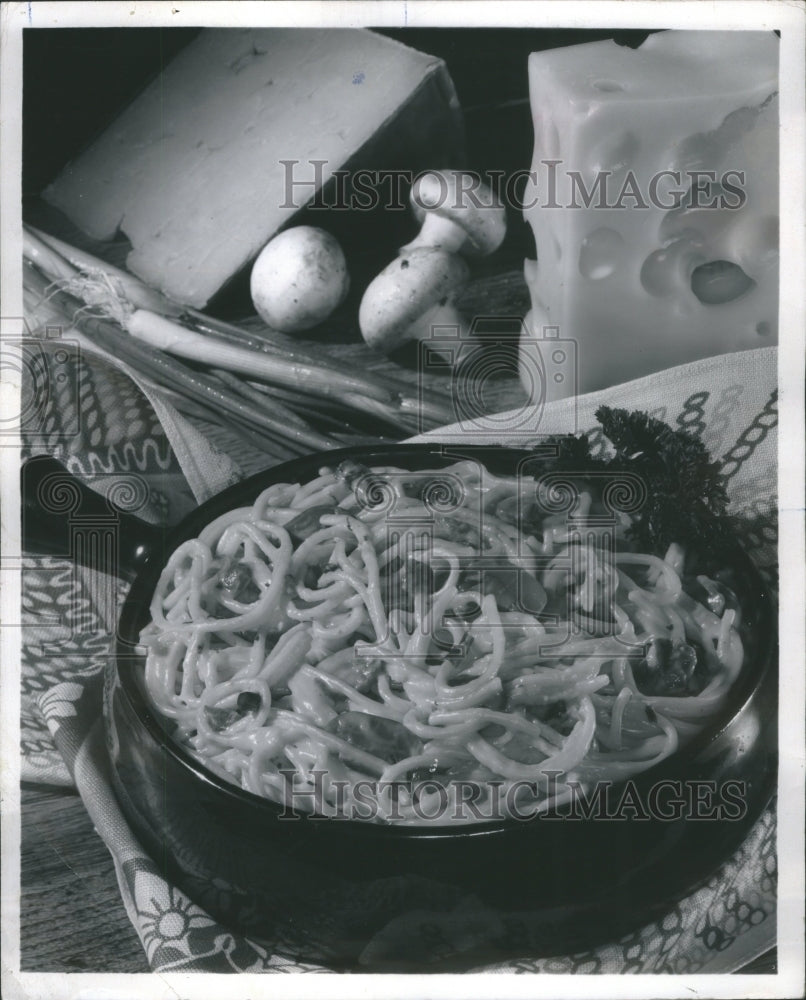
522,31,779,399
44,29,462,308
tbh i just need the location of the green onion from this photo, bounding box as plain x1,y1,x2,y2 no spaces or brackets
210,368,313,432
22,225,459,449
26,274,338,454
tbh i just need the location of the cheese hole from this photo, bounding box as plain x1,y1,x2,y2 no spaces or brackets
593,79,624,92
578,227,625,280
690,260,756,305
756,321,772,337
641,240,704,298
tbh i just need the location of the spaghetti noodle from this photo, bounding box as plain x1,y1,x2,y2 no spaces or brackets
140,459,744,824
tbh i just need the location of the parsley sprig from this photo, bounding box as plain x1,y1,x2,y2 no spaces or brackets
538,407,733,562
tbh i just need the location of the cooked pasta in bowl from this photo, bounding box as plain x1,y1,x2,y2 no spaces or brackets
106,444,776,967
139,454,746,825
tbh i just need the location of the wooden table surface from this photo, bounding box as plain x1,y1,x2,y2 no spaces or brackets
20,785,149,973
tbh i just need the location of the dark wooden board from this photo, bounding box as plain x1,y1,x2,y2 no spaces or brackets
20,785,148,973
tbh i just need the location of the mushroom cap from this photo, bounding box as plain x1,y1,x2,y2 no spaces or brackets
409,170,507,256
358,248,469,353
250,226,349,333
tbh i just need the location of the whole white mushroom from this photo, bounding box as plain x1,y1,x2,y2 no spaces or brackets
358,247,470,357
250,226,350,333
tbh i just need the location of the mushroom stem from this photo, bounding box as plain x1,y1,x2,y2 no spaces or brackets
401,214,468,255
404,170,507,258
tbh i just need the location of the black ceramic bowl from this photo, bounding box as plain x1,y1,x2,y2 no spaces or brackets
26,445,777,970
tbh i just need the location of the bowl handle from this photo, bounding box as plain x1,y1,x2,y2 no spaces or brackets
21,455,164,581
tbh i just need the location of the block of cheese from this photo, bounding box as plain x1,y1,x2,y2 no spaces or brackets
44,29,463,308
521,31,779,400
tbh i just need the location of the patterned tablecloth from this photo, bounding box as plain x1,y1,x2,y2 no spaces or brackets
20,340,778,973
